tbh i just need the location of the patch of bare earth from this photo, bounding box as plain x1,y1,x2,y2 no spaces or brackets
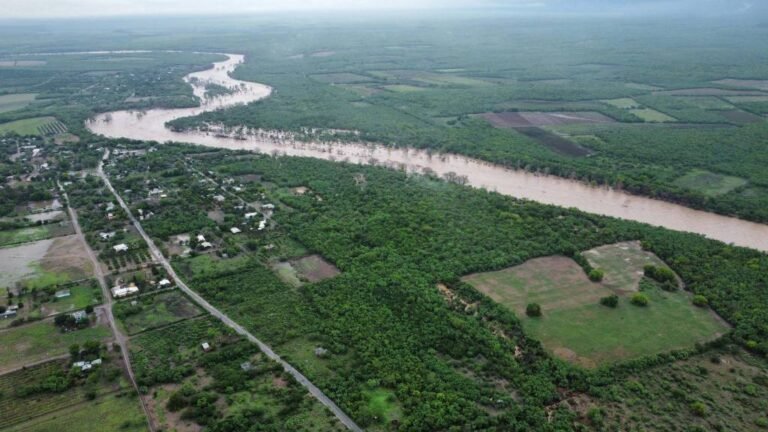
482,111,615,128
292,254,341,283
40,234,93,280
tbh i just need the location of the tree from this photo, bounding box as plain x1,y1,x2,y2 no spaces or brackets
631,293,649,307
692,295,709,308
85,305,94,314
526,303,542,317
588,269,605,282
600,295,619,308
69,344,80,360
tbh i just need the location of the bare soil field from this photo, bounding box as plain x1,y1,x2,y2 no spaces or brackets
40,234,93,282
0,239,55,288
482,111,615,128
516,127,591,157
274,254,341,286
0,60,47,67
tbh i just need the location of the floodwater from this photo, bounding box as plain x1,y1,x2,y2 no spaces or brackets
87,54,768,252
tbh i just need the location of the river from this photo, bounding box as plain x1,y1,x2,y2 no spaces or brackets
87,53,768,252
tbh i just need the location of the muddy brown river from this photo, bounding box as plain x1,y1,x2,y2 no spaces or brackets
87,54,768,252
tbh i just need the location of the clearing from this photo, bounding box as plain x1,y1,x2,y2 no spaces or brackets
515,127,591,157
0,93,36,113
602,98,641,109
115,290,203,335
273,254,341,287
463,243,729,368
383,84,426,93
0,235,92,291
0,319,111,372
0,222,74,248
673,169,748,197
713,78,768,91
482,111,615,128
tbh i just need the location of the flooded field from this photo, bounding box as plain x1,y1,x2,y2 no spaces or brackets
87,53,768,252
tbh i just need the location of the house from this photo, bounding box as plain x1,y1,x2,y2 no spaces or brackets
72,358,102,372
200,241,213,249
213,195,225,202
148,188,164,196
197,234,206,242
0,309,17,319
107,212,115,220
262,203,275,210
54,289,71,299
106,202,115,212
99,231,116,241
240,361,253,371
201,342,211,352
113,243,129,252
244,212,259,219
111,283,139,298
158,278,172,288
71,310,88,322
258,220,267,231
314,347,329,358
230,227,241,234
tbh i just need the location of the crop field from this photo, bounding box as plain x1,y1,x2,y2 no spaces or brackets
672,96,735,110
602,98,641,109
383,84,426,93
463,246,729,367
0,223,74,247
717,109,764,125
713,78,768,91
673,169,749,197
516,127,591,157
7,393,148,432
654,87,767,96
115,290,203,335
629,107,676,122
0,320,111,372
0,116,65,136
274,254,341,287
482,111,616,128
0,93,36,113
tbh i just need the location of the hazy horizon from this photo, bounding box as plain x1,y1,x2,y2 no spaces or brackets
2,0,765,19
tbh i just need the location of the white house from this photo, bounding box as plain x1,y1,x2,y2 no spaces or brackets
258,220,267,231
200,241,213,249
201,342,211,352
71,310,88,322
158,278,172,288
213,195,225,202
197,234,206,242
262,203,275,210
244,212,259,219
55,289,71,299
99,231,116,241
111,283,139,298
230,227,242,234
113,243,129,252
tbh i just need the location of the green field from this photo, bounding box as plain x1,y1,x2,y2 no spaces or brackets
674,96,735,110
0,116,60,136
172,253,251,279
383,84,426,93
115,290,203,335
0,93,36,113
463,244,729,367
0,226,52,247
629,108,677,122
0,320,111,370
674,169,749,197
363,388,403,425
7,393,148,432
39,284,101,316
602,98,640,109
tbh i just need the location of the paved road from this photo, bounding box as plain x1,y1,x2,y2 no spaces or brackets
58,180,155,432
98,152,363,432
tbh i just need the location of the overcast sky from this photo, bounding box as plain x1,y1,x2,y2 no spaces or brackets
1,0,762,19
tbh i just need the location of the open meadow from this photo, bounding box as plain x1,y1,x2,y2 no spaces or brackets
463,242,729,367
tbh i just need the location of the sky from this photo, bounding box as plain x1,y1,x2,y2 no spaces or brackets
0,0,763,19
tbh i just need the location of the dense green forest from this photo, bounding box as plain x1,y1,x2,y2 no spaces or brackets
106,142,768,430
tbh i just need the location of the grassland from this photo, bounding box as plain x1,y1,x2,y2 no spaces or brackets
0,116,60,136
602,98,640,109
463,243,729,367
172,253,251,279
115,290,203,335
0,93,36,113
0,225,55,247
0,320,111,371
673,169,749,197
629,108,677,122
363,388,403,425
383,84,426,93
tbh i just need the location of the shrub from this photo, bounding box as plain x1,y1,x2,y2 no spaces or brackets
692,295,709,308
631,293,649,307
689,401,708,417
644,264,676,284
588,269,605,282
600,295,619,308
526,303,542,317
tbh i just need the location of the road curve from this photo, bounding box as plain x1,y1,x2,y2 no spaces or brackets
96,152,363,432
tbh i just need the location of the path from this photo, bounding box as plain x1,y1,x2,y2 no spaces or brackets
58,180,155,432
97,152,363,432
